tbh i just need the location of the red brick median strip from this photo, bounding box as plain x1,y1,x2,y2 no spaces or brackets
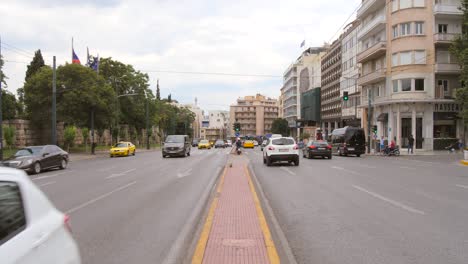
193,160,277,264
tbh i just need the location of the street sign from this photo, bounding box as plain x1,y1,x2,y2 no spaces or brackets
235,132,240,137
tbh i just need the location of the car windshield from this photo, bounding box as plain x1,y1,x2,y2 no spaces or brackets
272,138,294,145
114,143,127,148
165,135,184,143
216,140,224,144
313,141,329,147
14,147,42,157
200,140,209,144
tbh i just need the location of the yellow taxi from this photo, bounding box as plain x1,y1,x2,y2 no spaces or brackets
110,141,136,157
198,139,212,149
243,140,255,148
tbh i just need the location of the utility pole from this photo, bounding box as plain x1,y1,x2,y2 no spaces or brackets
146,92,150,150
367,88,372,154
0,36,3,161
52,56,57,145
91,108,95,155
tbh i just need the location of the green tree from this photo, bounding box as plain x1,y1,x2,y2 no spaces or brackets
81,127,89,152
450,0,468,132
271,118,290,136
2,90,18,120
168,94,172,103
2,125,15,150
0,54,7,87
64,125,77,152
156,79,161,100
25,49,45,81
23,66,53,126
300,132,310,140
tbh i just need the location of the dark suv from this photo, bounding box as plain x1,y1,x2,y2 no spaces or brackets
162,135,191,158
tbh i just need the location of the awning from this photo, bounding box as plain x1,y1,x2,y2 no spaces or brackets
377,113,388,122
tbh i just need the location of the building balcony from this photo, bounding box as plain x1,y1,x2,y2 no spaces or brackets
357,14,386,40
434,33,458,46
357,68,386,86
434,2,463,17
357,0,385,19
435,63,461,74
435,86,457,99
357,41,386,63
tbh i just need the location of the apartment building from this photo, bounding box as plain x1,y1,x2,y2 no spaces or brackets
357,0,464,150
341,20,362,127
321,37,343,136
281,47,327,137
200,127,225,141
229,94,279,137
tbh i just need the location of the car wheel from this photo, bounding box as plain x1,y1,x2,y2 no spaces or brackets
187,151,191,156
110,155,114,158
308,152,312,159
266,156,272,166
60,158,68,170
294,158,300,166
126,151,130,156
328,155,332,160
338,148,342,156
33,162,42,174
133,150,136,156
263,156,266,164
356,154,361,157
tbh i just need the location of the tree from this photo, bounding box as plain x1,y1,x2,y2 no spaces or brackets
25,49,45,81
0,54,7,87
2,90,18,120
450,0,468,145
2,125,15,150
81,127,89,152
23,66,53,126
271,118,290,136
64,125,77,152
156,79,161,100
300,132,310,141
168,94,172,103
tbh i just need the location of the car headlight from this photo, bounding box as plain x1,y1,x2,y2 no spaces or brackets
22,159,33,166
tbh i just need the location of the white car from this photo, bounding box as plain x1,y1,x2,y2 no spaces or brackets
263,137,300,166
253,141,259,147
226,140,232,147
0,167,81,264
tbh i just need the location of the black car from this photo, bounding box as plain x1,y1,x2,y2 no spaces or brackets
302,140,332,159
162,135,191,158
192,139,199,147
330,126,366,157
1,145,69,174
214,139,226,148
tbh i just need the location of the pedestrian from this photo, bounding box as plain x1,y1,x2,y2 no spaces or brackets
458,139,464,152
380,136,385,154
408,134,414,154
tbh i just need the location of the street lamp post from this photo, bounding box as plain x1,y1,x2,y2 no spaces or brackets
367,88,372,154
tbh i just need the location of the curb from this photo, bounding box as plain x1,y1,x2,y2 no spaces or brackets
460,160,468,166
248,164,298,264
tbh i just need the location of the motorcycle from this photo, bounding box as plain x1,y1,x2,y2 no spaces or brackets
381,146,400,156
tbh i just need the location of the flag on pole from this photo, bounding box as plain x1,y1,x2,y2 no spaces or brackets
72,49,81,64
300,40,305,48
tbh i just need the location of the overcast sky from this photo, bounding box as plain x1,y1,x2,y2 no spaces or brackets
1,0,360,112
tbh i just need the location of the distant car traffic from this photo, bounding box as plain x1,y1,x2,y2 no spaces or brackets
1,145,69,174
253,141,259,147
226,140,232,147
0,167,81,264
191,139,199,147
302,140,332,159
162,135,191,158
198,139,212,149
261,140,267,151
243,140,255,148
110,142,136,158
215,139,226,148
263,137,300,166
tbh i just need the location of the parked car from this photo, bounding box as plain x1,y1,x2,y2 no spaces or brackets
302,140,332,159
1,145,69,174
263,137,300,166
243,140,255,148
198,139,212,149
0,167,81,264
330,126,366,157
162,135,191,158
226,140,233,147
110,141,136,158
191,139,199,147
215,139,226,148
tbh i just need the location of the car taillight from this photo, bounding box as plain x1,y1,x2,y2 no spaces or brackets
309,145,316,149
268,146,275,150
64,214,72,234
327,145,332,149
293,144,299,150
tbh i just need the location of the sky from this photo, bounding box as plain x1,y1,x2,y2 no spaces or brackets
0,0,360,112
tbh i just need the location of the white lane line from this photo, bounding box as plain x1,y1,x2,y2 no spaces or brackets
399,166,417,170
355,164,377,169
32,172,68,181
331,166,360,175
38,181,56,187
106,168,137,179
456,184,468,189
66,181,137,214
280,167,296,175
177,168,192,178
353,185,425,215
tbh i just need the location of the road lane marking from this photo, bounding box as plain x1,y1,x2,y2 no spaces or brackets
177,168,192,178
38,181,56,187
280,167,296,175
32,172,68,181
399,166,417,170
245,166,280,264
106,168,136,179
66,181,137,214
353,185,425,215
355,164,377,169
98,166,116,172
456,184,468,189
331,166,360,175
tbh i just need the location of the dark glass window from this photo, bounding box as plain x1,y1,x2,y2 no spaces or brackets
415,79,424,91
0,181,27,245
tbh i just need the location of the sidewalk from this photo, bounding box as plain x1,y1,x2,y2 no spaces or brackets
368,148,463,156
192,156,279,264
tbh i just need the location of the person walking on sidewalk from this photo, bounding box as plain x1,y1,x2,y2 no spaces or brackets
408,134,414,154
380,136,385,154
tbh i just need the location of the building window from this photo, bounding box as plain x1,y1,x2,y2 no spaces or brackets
401,79,412,91
415,79,425,91
400,0,411,9
415,22,424,34
414,50,426,64
400,23,411,36
392,53,398,66
438,24,448,34
393,25,398,38
392,0,399,11
400,51,412,65
393,80,399,92
350,58,354,68
414,0,424,7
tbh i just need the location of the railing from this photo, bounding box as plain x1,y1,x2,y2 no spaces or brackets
434,33,457,43
357,68,386,86
357,41,386,63
357,0,380,18
434,2,462,15
435,63,461,73
358,14,386,40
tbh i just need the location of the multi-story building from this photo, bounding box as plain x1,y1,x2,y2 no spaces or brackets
357,0,464,150
341,20,362,127
169,98,203,139
282,47,327,137
208,110,229,128
321,36,343,136
200,127,225,141
229,94,279,137
278,94,284,118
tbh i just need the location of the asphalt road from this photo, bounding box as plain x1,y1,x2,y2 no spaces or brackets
31,147,230,264
245,148,468,264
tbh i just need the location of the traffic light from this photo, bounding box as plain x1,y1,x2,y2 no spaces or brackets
233,122,240,132
372,125,377,134
343,91,349,101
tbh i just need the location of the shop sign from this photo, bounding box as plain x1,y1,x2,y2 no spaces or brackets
434,103,460,112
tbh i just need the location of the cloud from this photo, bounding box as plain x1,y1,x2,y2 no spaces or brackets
0,0,360,112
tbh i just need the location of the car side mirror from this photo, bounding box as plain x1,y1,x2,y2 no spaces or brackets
43,153,49,157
